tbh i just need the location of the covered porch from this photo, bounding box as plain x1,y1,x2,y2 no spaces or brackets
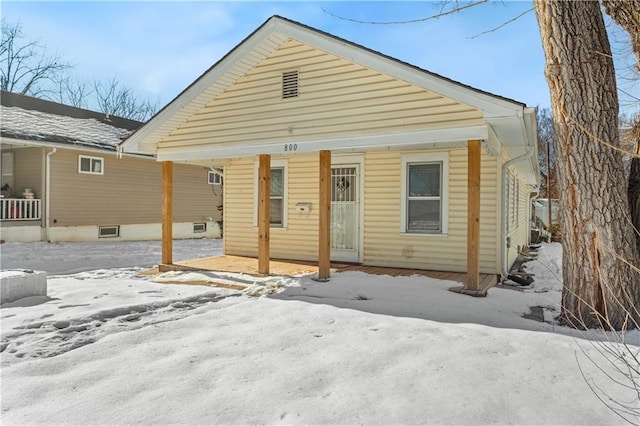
161,253,498,293
159,140,487,295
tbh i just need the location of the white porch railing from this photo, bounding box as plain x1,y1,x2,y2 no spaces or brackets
0,198,42,221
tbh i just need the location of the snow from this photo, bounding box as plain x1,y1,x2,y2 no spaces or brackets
1,240,638,425
0,270,27,279
0,105,132,150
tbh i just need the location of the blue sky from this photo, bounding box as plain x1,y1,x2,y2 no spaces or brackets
2,1,637,113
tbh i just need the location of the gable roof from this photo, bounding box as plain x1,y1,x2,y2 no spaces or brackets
124,16,530,150
1,91,142,152
121,15,538,184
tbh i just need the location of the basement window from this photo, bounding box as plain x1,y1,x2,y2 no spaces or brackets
282,70,299,99
99,225,120,238
193,222,206,233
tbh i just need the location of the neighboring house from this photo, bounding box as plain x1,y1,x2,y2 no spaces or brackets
0,91,222,243
122,16,539,289
532,198,560,231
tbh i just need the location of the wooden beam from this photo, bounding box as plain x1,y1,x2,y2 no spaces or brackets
161,161,173,265
466,140,481,290
258,154,271,275
318,150,331,280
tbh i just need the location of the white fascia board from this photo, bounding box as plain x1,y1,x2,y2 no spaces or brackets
122,19,283,154
275,18,524,119
156,125,488,162
1,137,154,160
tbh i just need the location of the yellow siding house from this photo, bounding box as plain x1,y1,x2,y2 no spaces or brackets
122,16,539,293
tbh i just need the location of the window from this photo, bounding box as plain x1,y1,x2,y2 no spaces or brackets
99,225,119,238
269,167,285,226
79,155,104,175
208,171,223,185
254,160,287,228
401,153,449,235
1,152,14,190
509,170,520,230
282,70,299,99
193,222,206,233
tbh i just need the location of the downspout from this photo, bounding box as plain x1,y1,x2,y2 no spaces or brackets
500,109,537,279
45,147,57,242
528,187,539,246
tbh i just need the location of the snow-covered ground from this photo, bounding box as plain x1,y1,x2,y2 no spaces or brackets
1,239,638,425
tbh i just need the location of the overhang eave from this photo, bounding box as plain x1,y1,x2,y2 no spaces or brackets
154,125,490,162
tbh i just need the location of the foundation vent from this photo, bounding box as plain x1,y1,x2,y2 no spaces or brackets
99,225,120,238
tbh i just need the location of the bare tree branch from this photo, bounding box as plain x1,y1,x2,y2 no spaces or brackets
41,75,92,108
321,0,488,25
93,78,158,121
467,7,534,39
0,18,71,96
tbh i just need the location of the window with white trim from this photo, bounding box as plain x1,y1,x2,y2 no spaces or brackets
208,171,223,185
254,160,288,228
78,155,104,175
1,152,14,190
269,167,284,226
401,153,449,235
509,169,520,230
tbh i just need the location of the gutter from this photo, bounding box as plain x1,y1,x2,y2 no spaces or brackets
2,137,153,160
528,188,540,246
45,147,57,242
500,108,538,279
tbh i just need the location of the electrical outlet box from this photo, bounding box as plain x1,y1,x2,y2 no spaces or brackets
295,202,311,214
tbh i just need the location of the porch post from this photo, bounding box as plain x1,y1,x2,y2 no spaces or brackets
466,140,481,290
318,150,331,280
258,154,271,275
161,161,173,265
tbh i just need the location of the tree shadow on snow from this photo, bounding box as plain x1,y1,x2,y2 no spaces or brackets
268,270,587,339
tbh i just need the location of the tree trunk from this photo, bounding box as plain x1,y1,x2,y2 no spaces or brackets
601,0,640,257
630,153,640,255
602,0,640,72
534,0,640,330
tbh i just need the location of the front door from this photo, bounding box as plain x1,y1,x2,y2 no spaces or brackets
331,165,360,262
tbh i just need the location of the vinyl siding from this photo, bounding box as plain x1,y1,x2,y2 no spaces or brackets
224,147,501,273
506,167,531,270
224,154,322,261
363,148,499,273
158,39,483,153
12,147,44,198
49,149,221,227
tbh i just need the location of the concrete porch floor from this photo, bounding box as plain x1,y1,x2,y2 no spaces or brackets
162,255,498,292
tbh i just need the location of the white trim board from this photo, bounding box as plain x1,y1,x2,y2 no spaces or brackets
156,125,489,162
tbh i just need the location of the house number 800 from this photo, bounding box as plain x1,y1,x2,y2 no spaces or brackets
284,144,297,152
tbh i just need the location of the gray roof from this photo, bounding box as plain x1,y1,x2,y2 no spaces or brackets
1,91,142,151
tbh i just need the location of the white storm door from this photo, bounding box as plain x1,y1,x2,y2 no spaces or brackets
331,165,360,262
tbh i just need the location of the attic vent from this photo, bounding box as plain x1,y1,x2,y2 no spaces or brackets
282,71,299,99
